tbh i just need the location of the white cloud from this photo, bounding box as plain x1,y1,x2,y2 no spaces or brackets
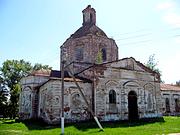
160,53,180,84
156,1,175,10
163,12,180,28
156,1,180,28
155,1,180,84
175,37,180,44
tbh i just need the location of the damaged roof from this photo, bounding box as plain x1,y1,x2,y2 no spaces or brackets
29,69,91,83
30,69,51,76
94,57,160,74
50,70,92,83
50,70,70,78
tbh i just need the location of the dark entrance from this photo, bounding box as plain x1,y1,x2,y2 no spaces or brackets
128,91,138,120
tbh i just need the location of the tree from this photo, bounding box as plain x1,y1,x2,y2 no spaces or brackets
0,85,8,104
0,59,52,118
145,54,161,73
0,60,32,90
8,84,21,119
33,63,52,71
0,76,8,101
145,54,163,82
96,50,103,64
0,60,52,90
0,60,32,118
0,82,8,117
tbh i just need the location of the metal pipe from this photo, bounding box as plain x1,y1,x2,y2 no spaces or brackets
60,47,65,135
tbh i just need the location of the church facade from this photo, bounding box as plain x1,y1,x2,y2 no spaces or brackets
19,5,180,124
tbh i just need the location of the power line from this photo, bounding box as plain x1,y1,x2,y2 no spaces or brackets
174,35,180,37
115,32,180,45
119,39,152,46
115,34,180,46
108,26,180,47
117,29,150,35
112,27,180,40
116,33,152,41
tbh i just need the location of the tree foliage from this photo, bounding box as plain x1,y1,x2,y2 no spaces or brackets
0,60,32,89
145,54,163,82
33,63,52,71
0,82,8,117
145,54,161,74
176,80,180,86
0,82,8,105
96,50,103,64
0,59,52,118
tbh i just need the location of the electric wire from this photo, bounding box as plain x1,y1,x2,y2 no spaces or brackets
111,27,180,46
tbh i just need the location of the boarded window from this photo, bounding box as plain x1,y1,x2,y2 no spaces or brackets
109,90,116,104
165,98,170,113
75,47,83,61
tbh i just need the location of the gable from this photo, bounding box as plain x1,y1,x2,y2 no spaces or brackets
108,57,150,73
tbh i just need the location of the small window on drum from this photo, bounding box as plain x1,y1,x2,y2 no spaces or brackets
101,48,107,62
90,13,93,23
109,90,116,104
75,47,83,61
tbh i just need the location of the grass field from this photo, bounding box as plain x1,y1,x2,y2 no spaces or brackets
0,117,180,135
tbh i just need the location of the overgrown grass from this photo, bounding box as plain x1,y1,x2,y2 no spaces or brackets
0,117,180,135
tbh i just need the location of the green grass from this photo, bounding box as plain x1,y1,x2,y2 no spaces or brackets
0,117,180,135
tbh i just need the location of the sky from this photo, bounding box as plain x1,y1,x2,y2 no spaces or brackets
0,0,180,84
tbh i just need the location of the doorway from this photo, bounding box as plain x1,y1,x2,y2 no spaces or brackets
128,91,138,120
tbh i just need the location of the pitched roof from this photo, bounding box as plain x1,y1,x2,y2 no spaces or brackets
160,84,180,91
94,57,159,74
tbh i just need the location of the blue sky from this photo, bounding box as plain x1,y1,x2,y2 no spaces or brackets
0,0,180,84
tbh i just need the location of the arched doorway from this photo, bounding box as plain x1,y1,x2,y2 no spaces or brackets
128,91,138,120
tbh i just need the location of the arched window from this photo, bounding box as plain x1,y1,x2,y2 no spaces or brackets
83,14,85,23
90,13,93,23
75,47,83,61
29,94,31,101
109,90,116,104
165,98,170,113
101,48,107,62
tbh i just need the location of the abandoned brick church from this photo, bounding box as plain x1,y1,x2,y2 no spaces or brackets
19,5,180,124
